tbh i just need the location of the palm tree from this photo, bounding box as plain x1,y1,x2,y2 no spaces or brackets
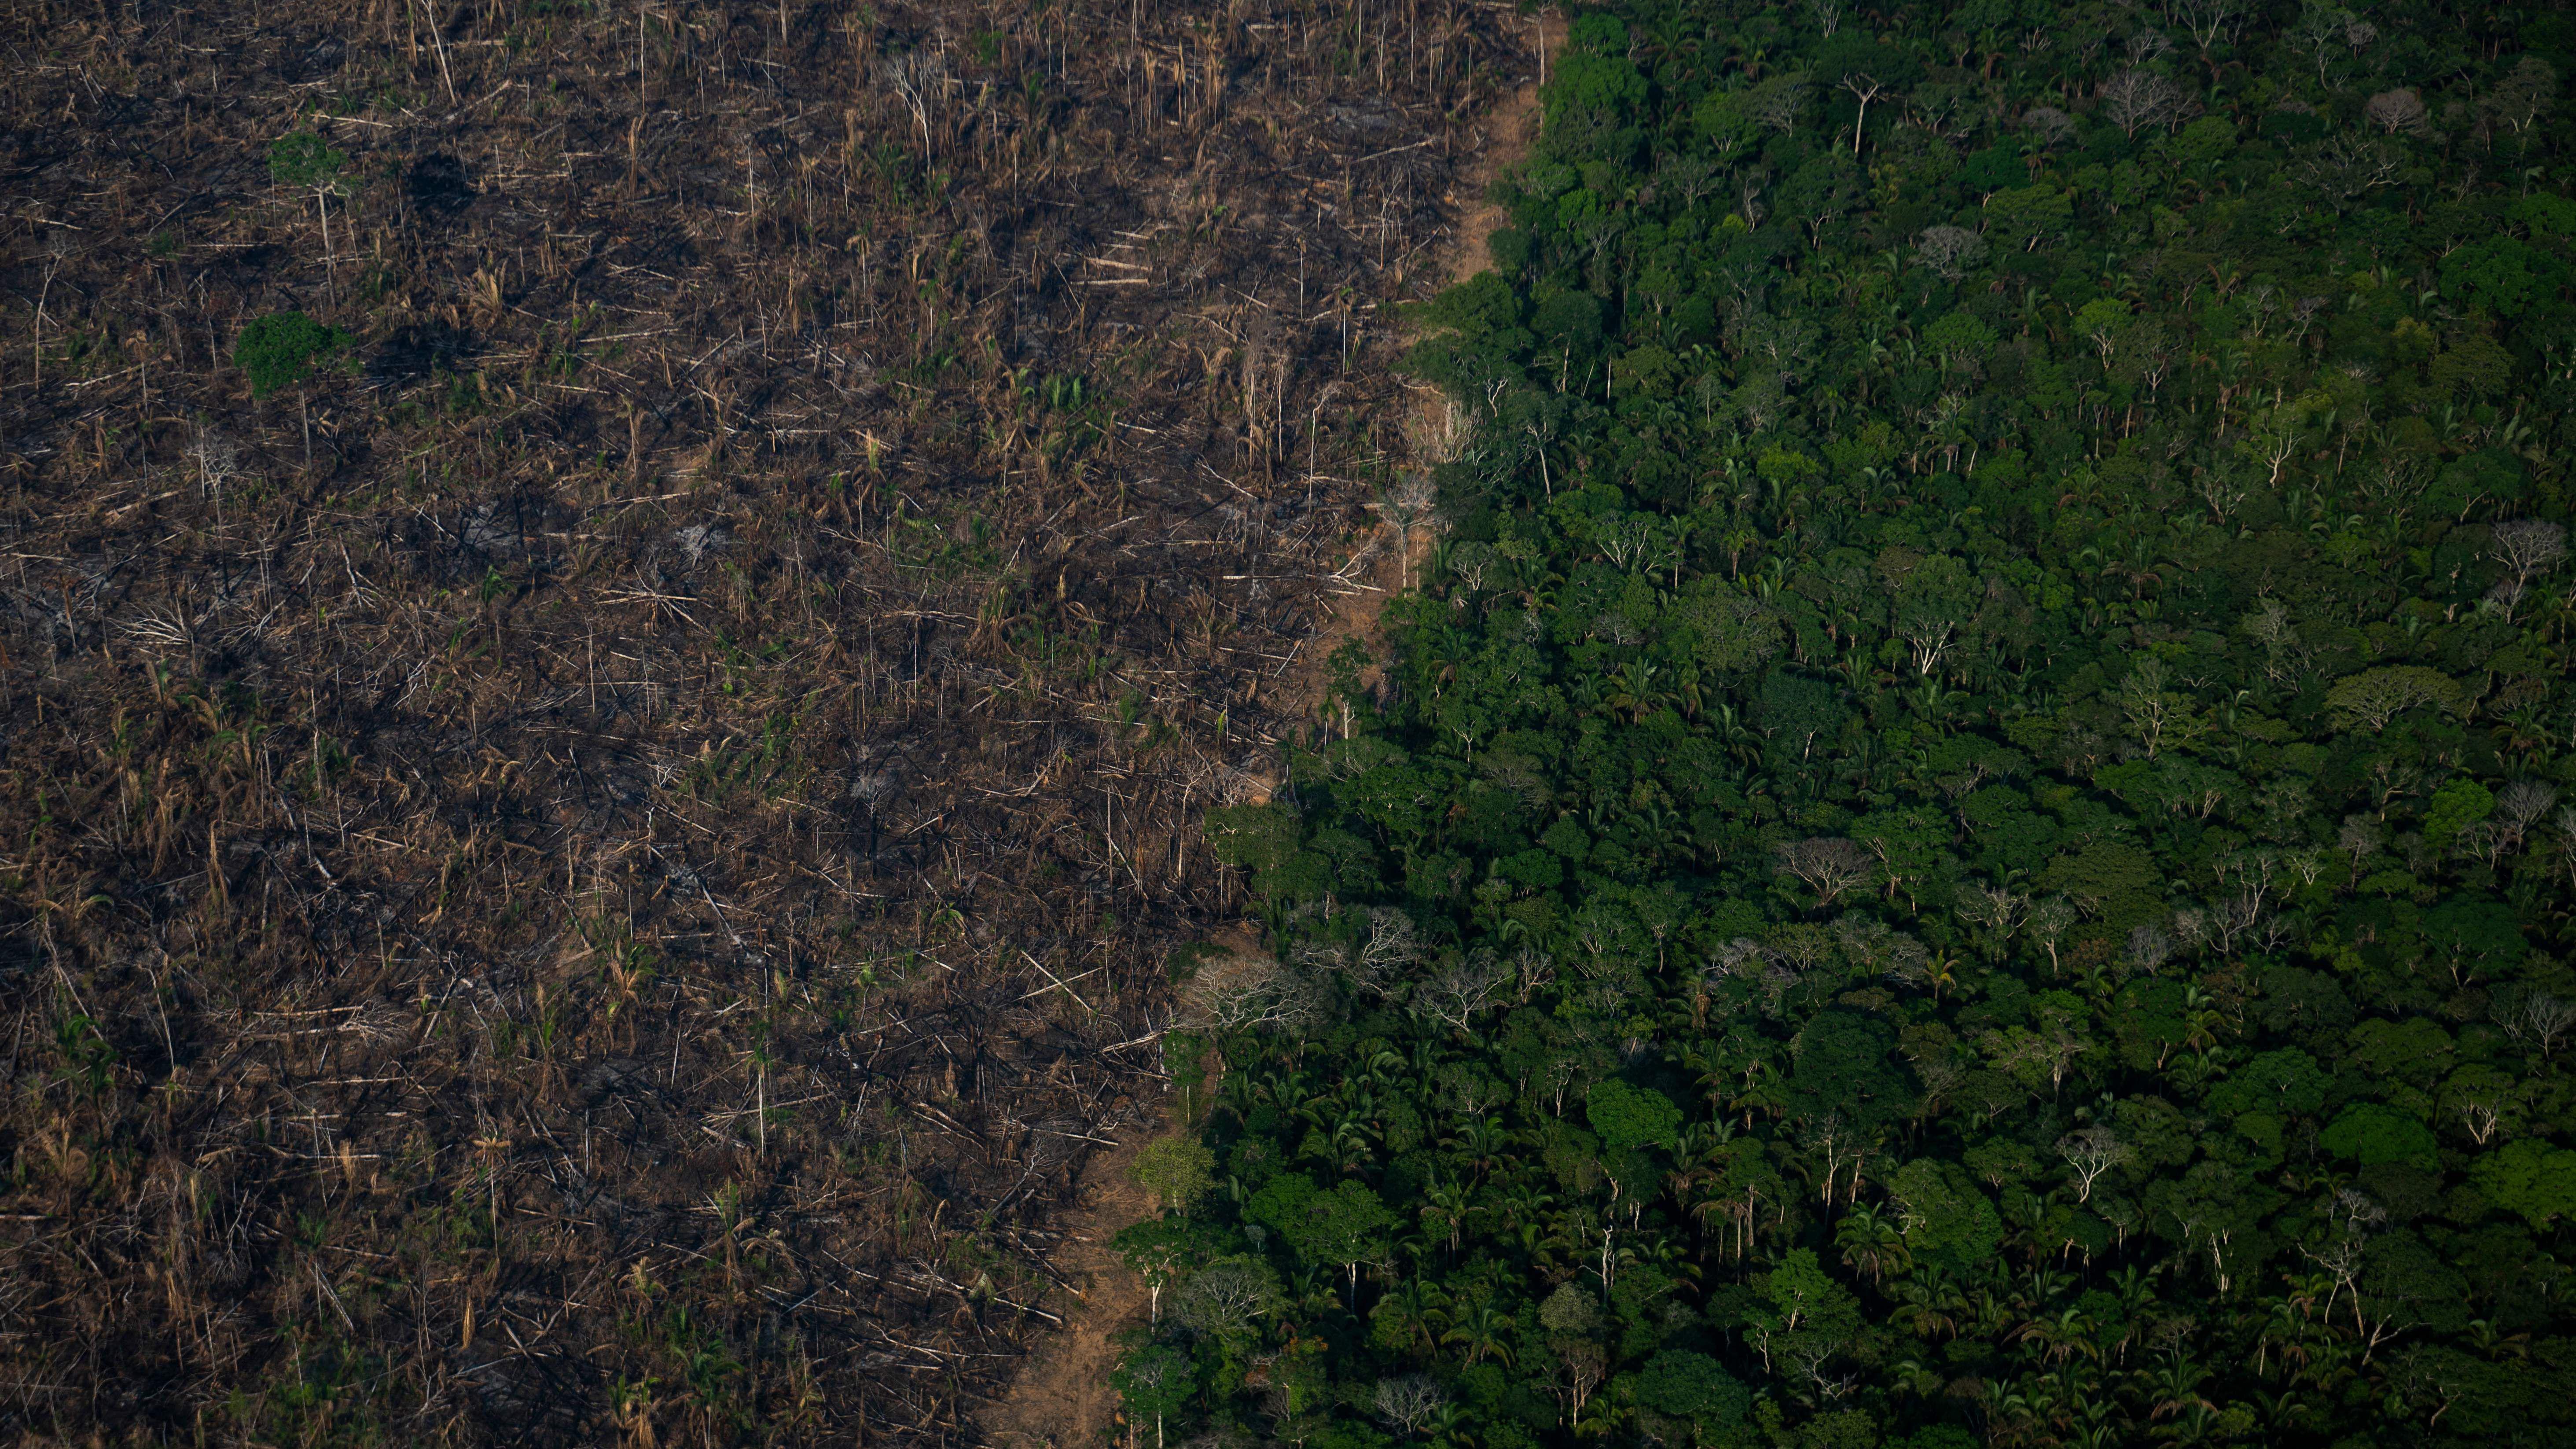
2011,1306,2102,1367
1890,1272,1968,1342
1834,1202,1913,1284
1418,1177,1472,1254
1327,1110,1380,1174
1494,1181,1558,1236
1441,1116,1511,1181
1439,1299,1517,1367
2142,1354,2214,1424
1377,1279,1452,1354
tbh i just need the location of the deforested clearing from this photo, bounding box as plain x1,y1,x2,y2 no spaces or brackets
0,1,1529,1442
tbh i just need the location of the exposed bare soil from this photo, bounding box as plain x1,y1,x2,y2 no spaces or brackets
974,1105,1161,1449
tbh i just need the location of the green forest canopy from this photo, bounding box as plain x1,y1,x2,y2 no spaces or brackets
1128,2,2576,1445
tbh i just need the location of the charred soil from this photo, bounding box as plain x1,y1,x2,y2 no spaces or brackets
0,2,1528,1443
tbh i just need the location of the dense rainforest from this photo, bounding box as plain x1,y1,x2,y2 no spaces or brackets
1125,1,2576,1445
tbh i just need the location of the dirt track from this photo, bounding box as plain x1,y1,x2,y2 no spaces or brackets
977,14,1563,1445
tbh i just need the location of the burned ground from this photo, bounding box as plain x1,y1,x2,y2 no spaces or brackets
0,1,1531,1441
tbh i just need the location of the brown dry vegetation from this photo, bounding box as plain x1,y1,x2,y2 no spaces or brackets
0,0,1529,1442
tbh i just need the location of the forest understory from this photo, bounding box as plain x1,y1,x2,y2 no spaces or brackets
0,0,1535,1443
